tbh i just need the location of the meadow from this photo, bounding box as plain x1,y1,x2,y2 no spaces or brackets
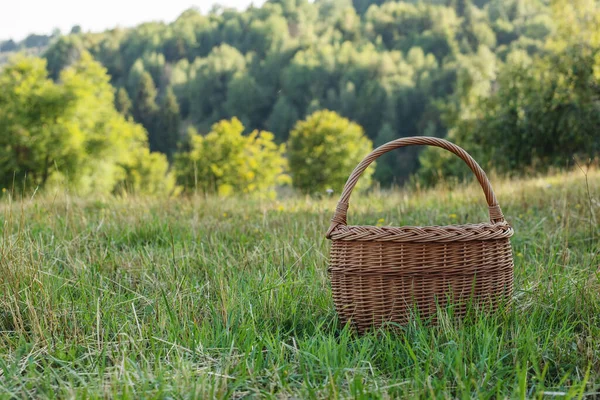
1,168,599,398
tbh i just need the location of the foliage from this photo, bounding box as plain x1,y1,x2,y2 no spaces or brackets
156,87,181,158
0,56,76,189
0,53,172,195
174,118,288,197
34,0,562,185
288,110,373,194
115,147,177,196
419,0,600,182
2,0,598,191
0,30,59,55
115,87,133,117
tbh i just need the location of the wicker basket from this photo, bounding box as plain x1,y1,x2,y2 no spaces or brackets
326,137,514,333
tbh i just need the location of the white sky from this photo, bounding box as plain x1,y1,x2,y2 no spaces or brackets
1,0,266,42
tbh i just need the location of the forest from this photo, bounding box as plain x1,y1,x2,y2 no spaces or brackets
0,0,598,195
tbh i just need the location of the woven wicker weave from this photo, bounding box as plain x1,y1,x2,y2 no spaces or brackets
326,137,514,333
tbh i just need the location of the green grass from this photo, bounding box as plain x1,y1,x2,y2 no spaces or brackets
1,169,599,398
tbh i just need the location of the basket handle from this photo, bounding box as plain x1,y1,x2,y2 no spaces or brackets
326,136,505,238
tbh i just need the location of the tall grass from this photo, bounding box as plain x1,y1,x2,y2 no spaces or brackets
1,169,599,398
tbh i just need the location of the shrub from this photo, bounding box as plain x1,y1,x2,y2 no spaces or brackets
116,147,177,196
174,118,289,197
287,110,374,194
0,53,174,196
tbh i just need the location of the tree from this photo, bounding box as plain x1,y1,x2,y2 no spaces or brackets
187,44,247,128
54,52,173,195
287,110,374,194
174,118,288,197
267,96,300,141
44,36,85,80
132,71,158,122
0,53,173,195
115,147,176,196
131,71,159,149
419,0,600,182
0,56,77,189
352,0,385,15
373,122,397,184
115,87,133,117
23,34,51,49
0,40,18,52
157,87,181,158
5,0,588,191
224,72,269,130
141,52,166,88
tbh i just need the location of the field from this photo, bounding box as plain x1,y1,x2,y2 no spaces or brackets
1,169,599,398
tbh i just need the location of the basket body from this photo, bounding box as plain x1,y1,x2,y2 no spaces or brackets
325,137,514,333
328,225,514,332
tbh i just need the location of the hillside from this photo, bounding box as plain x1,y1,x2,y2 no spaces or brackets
1,0,598,195
24,0,569,183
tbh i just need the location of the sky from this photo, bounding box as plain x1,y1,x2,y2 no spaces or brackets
0,0,266,42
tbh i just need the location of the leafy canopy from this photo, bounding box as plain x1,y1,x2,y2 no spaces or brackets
288,110,374,194
418,0,600,182
174,118,288,198
0,53,174,195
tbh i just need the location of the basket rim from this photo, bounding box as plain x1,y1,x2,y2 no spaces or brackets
328,221,513,243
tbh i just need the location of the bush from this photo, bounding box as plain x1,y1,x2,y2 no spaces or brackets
0,53,174,196
174,118,289,197
419,43,600,184
116,147,177,196
287,110,374,194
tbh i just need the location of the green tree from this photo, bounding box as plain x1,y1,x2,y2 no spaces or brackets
224,72,269,130
0,56,76,189
187,44,247,129
352,0,385,15
267,96,300,141
0,40,18,52
287,110,374,194
115,87,133,117
373,122,396,184
132,71,158,124
56,52,173,195
116,147,177,196
174,118,288,197
9,0,585,189
157,87,181,158
419,0,600,182
44,36,85,79
23,34,52,49
141,52,166,87
131,71,159,148
0,53,173,195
